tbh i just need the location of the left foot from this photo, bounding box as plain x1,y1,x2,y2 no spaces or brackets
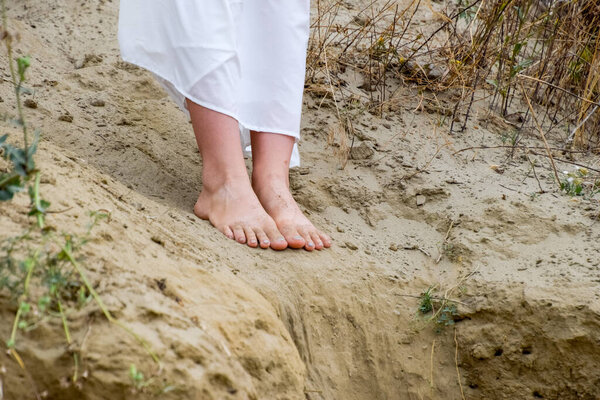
252,175,332,251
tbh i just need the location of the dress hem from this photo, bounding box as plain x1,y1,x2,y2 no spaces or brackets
121,55,302,141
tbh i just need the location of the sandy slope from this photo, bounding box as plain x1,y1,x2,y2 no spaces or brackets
1,0,599,399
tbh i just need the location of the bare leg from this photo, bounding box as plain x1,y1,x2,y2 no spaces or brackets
189,100,287,250
251,131,332,251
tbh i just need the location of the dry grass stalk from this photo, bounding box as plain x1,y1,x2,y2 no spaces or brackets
308,0,600,163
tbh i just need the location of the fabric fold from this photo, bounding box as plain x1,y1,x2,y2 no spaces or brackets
119,0,310,167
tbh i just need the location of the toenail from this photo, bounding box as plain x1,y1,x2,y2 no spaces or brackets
263,240,270,244
293,235,303,240
308,242,314,247
277,237,285,242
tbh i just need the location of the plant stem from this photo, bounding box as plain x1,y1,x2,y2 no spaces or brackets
8,254,36,348
1,0,29,164
57,300,71,344
32,173,44,229
58,299,80,383
62,246,160,364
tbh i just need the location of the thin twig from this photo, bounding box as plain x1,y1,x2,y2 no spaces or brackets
429,339,436,389
519,82,561,187
528,151,600,173
453,145,593,155
518,74,600,107
454,328,466,400
436,219,456,264
568,105,599,143
63,247,161,365
499,183,520,192
397,293,471,307
524,153,545,193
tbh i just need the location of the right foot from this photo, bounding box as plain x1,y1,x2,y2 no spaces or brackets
193,179,288,250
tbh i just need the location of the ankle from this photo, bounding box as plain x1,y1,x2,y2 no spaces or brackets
202,170,250,193
252,167,289,188
252,174,289,194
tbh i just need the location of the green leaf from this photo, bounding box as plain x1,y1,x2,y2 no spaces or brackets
19,301,31,315
17,56,31,82
0,178,24,201
38,295,51,312
514,6,524,22
486,79,498,88
510,58,533,77
512,41,526,59
17,85,34,95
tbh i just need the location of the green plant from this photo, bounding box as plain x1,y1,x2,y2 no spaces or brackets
129,364,178,395
417,286,460,331
0,0,158,386
559,167,599,198
419,287,434,314
130,364,151,391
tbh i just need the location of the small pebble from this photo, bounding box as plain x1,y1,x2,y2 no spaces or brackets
91,99,105,107
58,114,73,122
345,241,358,250
151,236,164,246
24,99,37,109
116,118,134,126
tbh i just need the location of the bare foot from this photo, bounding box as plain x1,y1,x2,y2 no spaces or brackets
252,176,332,251
186,101,288,250
194,179,288,250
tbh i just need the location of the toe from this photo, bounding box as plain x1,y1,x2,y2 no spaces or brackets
221,226,235,240
300,229,315,252
319,231,332,248
264,224,288,250
310,232,324,250
254,228,271,249
244,227,258,248
232,225,246,244
279,225,305,249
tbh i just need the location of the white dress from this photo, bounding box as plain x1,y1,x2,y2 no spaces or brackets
118,0,311,167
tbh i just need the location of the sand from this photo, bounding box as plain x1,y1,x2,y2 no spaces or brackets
1,0,599,399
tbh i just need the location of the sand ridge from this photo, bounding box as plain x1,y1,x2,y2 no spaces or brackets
1,0,599,399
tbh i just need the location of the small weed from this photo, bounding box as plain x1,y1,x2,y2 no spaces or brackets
419,287,434,314
529,192,539,201
435,303,458,327
0,2,158,388
417,286,460,331
130,364,151,391
129,364,179,396
559,167,599,198
500,130,519,146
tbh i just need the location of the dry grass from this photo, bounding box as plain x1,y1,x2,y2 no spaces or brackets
307,0,600,166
